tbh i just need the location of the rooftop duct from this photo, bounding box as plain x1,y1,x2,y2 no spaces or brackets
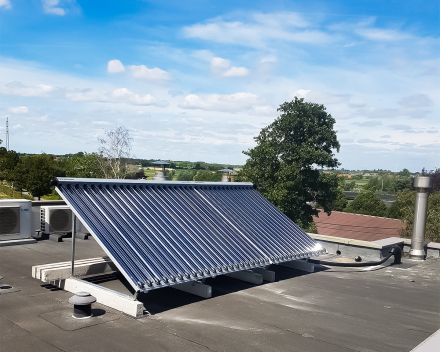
409,176,432,260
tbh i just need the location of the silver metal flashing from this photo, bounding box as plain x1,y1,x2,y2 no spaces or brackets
55,177,324,292
56,177,252,186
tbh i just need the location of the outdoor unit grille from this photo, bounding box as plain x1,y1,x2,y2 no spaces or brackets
0,206,20,236
41,206,72,233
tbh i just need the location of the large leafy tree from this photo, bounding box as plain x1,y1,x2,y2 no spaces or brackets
237,97,340,229
23,154,65,200
65,152,105,178
0,146,20,182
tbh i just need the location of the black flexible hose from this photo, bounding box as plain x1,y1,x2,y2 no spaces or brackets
308,246,402,267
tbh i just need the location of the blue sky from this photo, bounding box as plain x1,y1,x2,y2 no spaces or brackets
0,0,438,171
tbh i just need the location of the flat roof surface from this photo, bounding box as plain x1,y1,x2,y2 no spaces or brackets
1,237,439,352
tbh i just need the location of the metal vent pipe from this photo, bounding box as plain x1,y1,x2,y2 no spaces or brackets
220,169,233,182
409,176,432,260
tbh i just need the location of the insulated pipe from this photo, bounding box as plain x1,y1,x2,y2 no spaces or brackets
409,176,432,260
309,246,402,267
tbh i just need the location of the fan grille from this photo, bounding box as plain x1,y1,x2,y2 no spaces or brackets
49,209,71,232
0,207,20,235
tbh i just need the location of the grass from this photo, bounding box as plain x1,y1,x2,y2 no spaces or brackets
0,184,33,200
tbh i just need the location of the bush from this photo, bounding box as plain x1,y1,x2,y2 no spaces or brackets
177,170,197,181
346,190,387,217
193,171,222,182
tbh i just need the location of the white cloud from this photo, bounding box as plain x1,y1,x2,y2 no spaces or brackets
37,115,48,121
128,65,170,82
293,89,311,99
355,120,382,126
211,57,249,77
253,12,309,28
224,67,249,77
388,124,417,133
292,89,353,106
398,93,433,108
42,0,65,16
66,87,169,107
2,81,54,97
248,105,277,116
184,12,333,47
211,57,230,71
0,0,11,9
12,124,22,129
355,28,411,41
260,55,277,64
179,92,262,112
107,59,125,73
1,80,168,108
8,106,29,114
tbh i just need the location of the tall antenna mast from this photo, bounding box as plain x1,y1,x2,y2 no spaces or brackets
6,117,9,151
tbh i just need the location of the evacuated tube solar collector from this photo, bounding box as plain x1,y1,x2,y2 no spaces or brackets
54,178,325,293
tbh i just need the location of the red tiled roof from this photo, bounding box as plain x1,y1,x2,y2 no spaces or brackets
313,211,405,241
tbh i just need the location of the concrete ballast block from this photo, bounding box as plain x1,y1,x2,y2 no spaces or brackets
252,268,275,282
32,257,114,281
225,270,263,285
279,260,315,273
171,281,212,298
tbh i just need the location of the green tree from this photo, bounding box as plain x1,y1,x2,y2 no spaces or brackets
166,169,175,180
331,189,348,211
395,178,411,192
346,190,387,217
0,147,20,182
399,168,410,177
25,154,65,200
11,160,28,194
344,180,356,191
237,97,340,229
65,152,105,178
177,170,197,181
193,170,222,182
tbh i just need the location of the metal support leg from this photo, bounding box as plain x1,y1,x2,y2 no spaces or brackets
132,291,140,301
71,213,76,277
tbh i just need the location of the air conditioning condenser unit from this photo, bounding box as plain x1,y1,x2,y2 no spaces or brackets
0,199,32,240
40,205,72,234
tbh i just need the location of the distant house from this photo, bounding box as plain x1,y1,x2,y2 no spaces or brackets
313,211,404,241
